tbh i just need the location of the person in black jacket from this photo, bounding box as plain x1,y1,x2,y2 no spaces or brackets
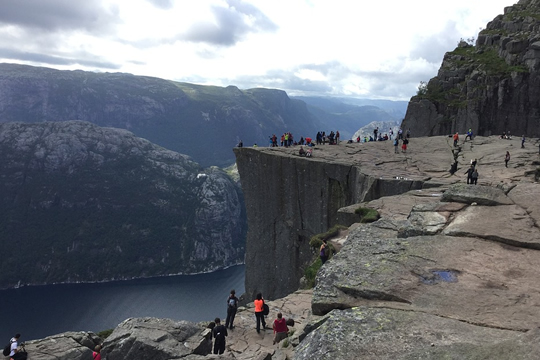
212,318,228,355
225,289,239,330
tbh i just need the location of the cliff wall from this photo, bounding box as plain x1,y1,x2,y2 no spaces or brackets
234,145,427,300
402,0,540,138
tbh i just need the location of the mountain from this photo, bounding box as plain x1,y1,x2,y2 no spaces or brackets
293,96,406,139
402,0,540,137
352,120,402,141
0,121,246,288
0,63,323,167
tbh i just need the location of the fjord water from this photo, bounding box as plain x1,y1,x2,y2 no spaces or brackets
0,265,245,341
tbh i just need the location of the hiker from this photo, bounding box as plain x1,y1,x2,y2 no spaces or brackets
505,151,511,167
522,135,526,148
306,148,312,157
373,127,378,139
8,334,20,358
254,293,267,333
464,165,474,184
465,129,473,141
394,138,399,154
272,312,289,345
389,128,394,140
299,146,306,157
449,161,458,175
398,128,403,140
236,140,243,148
320,239,329,264
225,289,239,330
92,344,102,360
471,168,479,185
471,158,477,168
406,128,411,138
336,131,340,144
453,132,459,147
402,137,409,153
212,318,228,355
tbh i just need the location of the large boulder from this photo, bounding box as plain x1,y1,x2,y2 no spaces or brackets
441,183,514,206
102,317,203,360
22,332,101,360
294,307,540,360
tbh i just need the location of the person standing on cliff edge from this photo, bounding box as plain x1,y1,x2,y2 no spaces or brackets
505,151,511,167
225,289,238,330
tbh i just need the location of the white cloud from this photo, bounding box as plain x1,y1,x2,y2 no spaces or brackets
0,0,513,100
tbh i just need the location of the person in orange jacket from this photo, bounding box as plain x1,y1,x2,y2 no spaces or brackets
254,293,266,333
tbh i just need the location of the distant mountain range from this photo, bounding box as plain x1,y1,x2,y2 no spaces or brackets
0,63,406,166
292,96,407,140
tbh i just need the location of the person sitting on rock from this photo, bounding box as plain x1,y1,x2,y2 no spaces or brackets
273,312,289,345
306,148,312,157
299,146,306,157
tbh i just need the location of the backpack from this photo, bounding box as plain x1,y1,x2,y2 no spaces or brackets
3,344,10,356
228,297,237,308
262,303,270,316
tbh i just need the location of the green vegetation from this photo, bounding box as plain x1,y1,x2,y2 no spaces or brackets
449,47,527,76
96,329,114,339
354,207,380,223
304,257,323,289
308,224,347,249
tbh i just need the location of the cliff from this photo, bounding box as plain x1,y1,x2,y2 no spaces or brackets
402,0,540,137
0,121,245,288
234,143,432,300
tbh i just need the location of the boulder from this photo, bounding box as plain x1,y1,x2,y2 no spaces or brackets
21,332,101,360
294,307,540,360
441,183,514,205
102,317,202,360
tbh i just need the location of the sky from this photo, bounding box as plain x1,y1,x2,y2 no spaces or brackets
0,0,515,101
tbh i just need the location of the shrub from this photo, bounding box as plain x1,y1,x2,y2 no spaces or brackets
96,329,114,339
304,257,322,288
354,207,380,223
308,224,348,249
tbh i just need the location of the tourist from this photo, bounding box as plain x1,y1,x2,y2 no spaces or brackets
254,293,266,333
402,137,409,153
92,344,102,360
522,135,526,148
320,239,329,264
465,129,473,141
394,138,399,154
299,146,306,157
225,289,239,330
336,131,340,144
464,165,474,184
398,128,403,140
272,312,289,345
471,168,479,185
453,132,459,147
471,158,477,168
505,151,511,167
8,334,20,358
236,140,243,148
212,318,228,354
406,128,411,138
373,127,378,140
389,128,393,140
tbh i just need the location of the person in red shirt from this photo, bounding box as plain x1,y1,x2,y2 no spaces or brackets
92,344,102,360
254,293,266,333
272,312,289,345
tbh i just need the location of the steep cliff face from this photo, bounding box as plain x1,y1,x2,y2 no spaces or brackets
234,146,427,300
0,63,322,167
0,121,246,288
402,0,540,137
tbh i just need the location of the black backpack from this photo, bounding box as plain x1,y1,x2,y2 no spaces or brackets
262,303,270,316
3,343,10,356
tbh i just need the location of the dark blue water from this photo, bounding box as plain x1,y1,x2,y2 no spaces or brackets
0,265,245,342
